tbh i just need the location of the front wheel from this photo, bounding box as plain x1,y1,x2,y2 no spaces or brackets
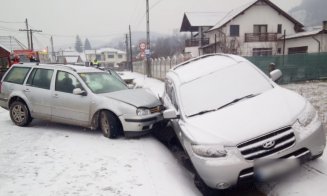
9,101,32,126
100,111,120,139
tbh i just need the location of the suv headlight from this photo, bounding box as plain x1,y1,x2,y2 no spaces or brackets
192,144,227,158
136,108,151,116
298,102,317,127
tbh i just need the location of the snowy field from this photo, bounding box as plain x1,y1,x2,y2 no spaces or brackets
0,71,326,196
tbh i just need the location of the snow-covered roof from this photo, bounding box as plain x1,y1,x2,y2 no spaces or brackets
284,27,324,39
209,0,256,31
65,57,80,63
84,48,126,55
0,43,10,52
209,0,303,32
0,36,27,51
185,12,227,27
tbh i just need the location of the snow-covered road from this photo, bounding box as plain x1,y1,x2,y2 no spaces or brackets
0,108,200,196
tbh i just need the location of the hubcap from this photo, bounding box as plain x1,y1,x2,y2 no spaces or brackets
101,113,110,135
12,105,26,123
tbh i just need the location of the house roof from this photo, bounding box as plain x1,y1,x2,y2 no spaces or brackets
0,43,10,52
85,48,126,55
180,12,227,32
208,0,303,32
283,27,326,40
0,36,27,51
65,56,81,63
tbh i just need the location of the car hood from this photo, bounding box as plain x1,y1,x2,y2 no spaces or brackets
184,87,306,146
101,88,161,108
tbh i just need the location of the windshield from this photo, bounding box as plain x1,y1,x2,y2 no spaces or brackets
180,62,273,117
78,72,128,94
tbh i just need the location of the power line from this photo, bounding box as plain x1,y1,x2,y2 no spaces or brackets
0,20,24,24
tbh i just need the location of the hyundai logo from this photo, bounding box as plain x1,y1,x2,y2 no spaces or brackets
262,140,276,149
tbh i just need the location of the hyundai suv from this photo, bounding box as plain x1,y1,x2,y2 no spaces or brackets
162,54,326,189
0,63,163,138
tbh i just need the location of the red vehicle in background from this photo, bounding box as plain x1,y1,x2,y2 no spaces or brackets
13,50,39,63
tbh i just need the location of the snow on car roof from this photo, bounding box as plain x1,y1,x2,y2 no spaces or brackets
171,54,247,83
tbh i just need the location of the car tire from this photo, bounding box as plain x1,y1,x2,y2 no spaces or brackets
100,111,119,139
9,101,32,127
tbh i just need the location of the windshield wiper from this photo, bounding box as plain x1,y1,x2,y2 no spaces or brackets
188,109,217,118
188,94,259,118
217,94,258,111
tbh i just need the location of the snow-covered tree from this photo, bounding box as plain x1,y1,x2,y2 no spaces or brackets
75,35,83,53
84,38,92,50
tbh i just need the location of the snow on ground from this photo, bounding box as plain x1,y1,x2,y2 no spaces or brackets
123,72,327,196
0,108,200,196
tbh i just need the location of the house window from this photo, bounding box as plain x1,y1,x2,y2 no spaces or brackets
277,24,282,34
254,25,267,33
118,54,123,58
288,46,308,54
230,25,240,37
253,48,272,56
108,54,115,58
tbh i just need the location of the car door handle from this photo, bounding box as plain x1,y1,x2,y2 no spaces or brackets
24,89,30,92
53,94,59,98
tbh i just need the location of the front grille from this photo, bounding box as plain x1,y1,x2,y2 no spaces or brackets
150,105,164,113
237,127,296,160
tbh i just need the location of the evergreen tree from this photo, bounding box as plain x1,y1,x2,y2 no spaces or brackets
75,35,83,52
84,38,92,50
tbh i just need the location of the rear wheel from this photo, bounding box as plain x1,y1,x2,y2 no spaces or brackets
100,111,120,139
9,101,32,126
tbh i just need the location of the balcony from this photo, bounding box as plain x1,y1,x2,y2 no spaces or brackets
185,38,210,47
245,33,277,42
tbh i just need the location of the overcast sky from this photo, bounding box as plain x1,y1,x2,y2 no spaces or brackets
0,0,302,50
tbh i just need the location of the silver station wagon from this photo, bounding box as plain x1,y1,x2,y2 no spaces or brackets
0,63,163,138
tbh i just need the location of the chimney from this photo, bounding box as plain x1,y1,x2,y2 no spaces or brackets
323,21,327,31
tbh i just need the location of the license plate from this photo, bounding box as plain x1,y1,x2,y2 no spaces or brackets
254,157,300,181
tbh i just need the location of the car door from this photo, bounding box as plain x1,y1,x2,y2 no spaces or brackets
51,70,91,126
24,68,54,120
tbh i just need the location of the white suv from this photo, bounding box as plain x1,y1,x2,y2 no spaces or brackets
0,63,163,138
162,54,326,189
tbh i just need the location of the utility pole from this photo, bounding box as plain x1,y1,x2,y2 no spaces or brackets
25,18,30,50
19,29,42,51
125,34,129,70
146,0,151,76
50,36,55,63
129,25,133,72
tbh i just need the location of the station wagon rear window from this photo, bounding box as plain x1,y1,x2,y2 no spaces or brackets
4,67,31,84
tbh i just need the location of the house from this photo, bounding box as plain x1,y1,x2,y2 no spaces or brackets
85,48,127,68
180,12,228,56
281,21,327,54
181,0,304,57
56,49,83,64
0,44,11,80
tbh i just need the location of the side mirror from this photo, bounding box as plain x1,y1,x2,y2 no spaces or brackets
73,88,87,96
163,108,179,119
270,69,282,82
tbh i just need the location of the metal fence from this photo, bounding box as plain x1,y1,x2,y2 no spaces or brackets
246,52,327,84
133,52,327,84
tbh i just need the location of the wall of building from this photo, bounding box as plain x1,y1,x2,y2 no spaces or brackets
207,1,298,56
280,34,327,54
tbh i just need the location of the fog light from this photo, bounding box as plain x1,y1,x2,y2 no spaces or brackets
216,182,230,190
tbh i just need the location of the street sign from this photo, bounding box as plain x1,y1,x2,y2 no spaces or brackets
145,49,150,55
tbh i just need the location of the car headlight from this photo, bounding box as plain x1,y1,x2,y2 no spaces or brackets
136,108,151,116
298,102,317,127
192,144,227,158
